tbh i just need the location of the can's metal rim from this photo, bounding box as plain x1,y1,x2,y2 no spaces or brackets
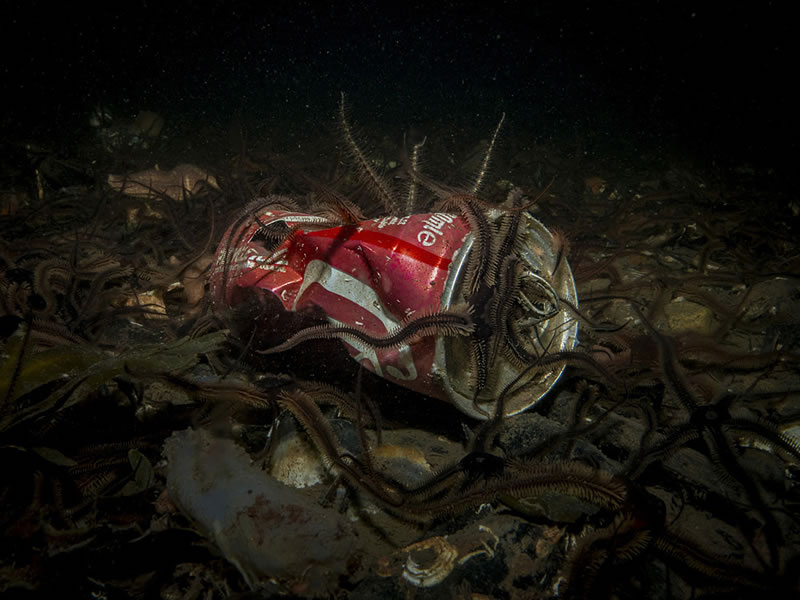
435,212,579,419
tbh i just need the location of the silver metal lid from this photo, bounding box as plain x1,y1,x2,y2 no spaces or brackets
435,211,579,419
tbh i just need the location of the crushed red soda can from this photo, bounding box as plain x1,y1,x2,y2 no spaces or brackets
210,201,578,419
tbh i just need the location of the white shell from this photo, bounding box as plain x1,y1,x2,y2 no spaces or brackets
400,536,458,588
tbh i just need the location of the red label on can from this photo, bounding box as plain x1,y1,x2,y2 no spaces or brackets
211,209,470,399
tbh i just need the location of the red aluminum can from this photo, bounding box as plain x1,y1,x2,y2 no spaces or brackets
210,200,578,419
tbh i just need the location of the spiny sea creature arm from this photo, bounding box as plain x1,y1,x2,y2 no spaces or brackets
257,304,474,355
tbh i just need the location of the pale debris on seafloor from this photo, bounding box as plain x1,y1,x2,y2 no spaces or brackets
377,524,499,588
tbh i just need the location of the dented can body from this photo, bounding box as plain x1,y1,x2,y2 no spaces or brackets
210,205,578,419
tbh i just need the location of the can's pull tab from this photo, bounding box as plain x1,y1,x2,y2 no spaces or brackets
517,272,560,327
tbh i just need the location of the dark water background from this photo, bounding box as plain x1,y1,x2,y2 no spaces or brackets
3,2,796,170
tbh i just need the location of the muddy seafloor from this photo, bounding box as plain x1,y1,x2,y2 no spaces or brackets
1,107,798,600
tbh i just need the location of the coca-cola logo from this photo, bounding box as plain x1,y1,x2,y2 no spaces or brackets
416,213,456,247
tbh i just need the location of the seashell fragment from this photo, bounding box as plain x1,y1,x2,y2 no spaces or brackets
269,424,328,488
401,536,458,588
124,288,167,320
377,525,499,588
108,163,219,201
